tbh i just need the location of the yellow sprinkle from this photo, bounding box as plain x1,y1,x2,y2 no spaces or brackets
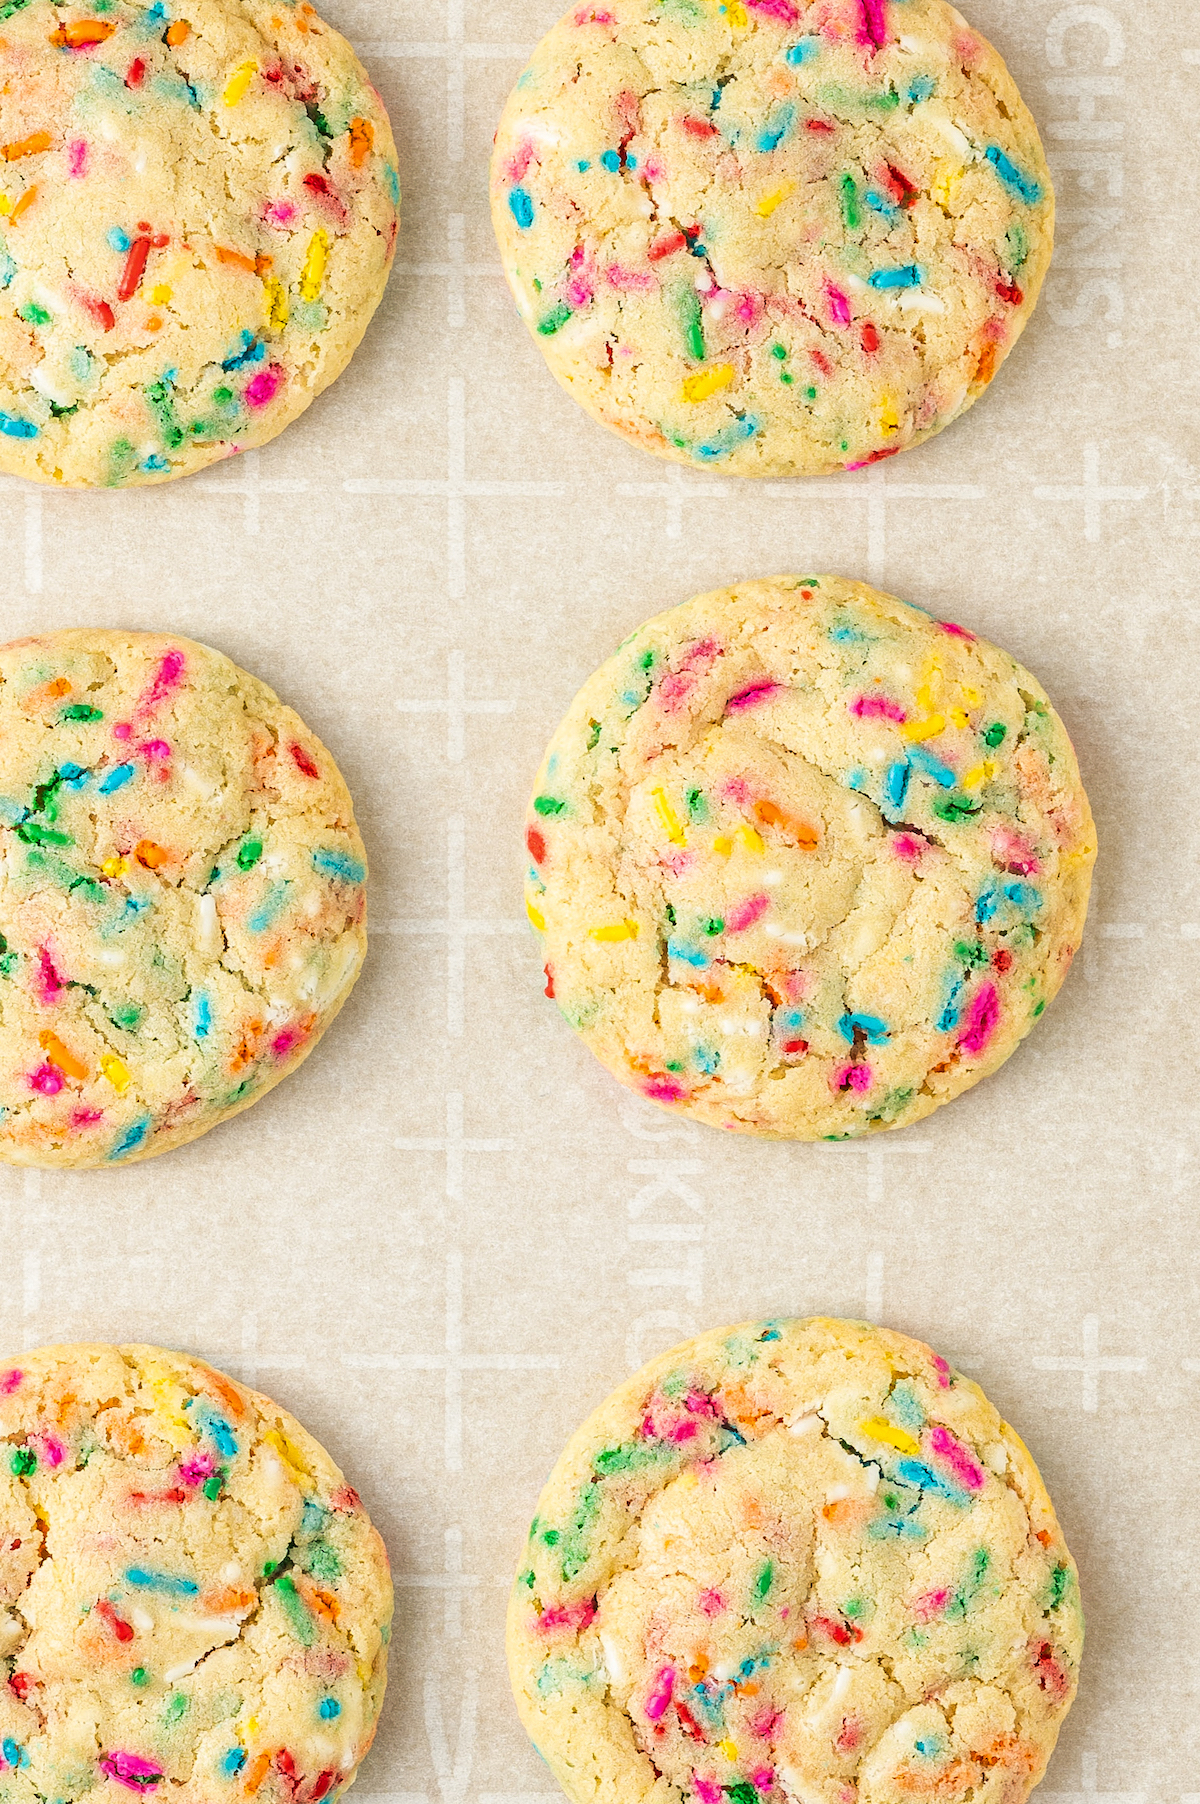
300,228,329,303
961,760,996,791
0,194,9,217
526,898,545,931
222,59,257,106
752,181,794,218
878,395,900,433
932,165,962,208
859,1415,920,1456
736,825,765,853
719,1740,739,1762
101,854,128,878
589,920,639,942
949,706,970,729
723,0,747,23
712,834,732,858
263,1428,309,1487
651,786,686,845
680,362,734,404
959,683,982,707
148,283,172,305
244,1718,259,1738
263,275,289,331
901,714,945,743
100,1052,130,1094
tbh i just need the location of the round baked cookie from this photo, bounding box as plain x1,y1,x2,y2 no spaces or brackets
490,0,1052,477
0,0,399,488
524,576,1095,1139
0,629,367,1167
0,1342,392,1804
509,1316,1083,1804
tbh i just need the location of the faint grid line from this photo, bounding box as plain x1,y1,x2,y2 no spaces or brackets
395,652,515,763
1033,442,1148,544
1032,1314,1146,1413
766,463,985,585
395,1527,479,1641
393,1093,516,1203
361,39,532,162
194,448,308,536
396,214,504,330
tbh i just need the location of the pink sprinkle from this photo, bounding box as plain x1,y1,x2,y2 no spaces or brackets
100,1754,164,1792
929,1423,985,1491
643,1077,687,1102
891,835,923,861
825,283,851,327
262,199,298,227
71,1107,103,1127
726,680,783,712
725,893,769,934
113,721,132,739
641,155,665,183
656,850,696,878
139,739,171,760
139,650,185,715
930,1354,952,1389
67,139,88,177
0,1370,23,1395
746,0,797,18
938,620,975,640
859,0,888,48
834,1062,872,1093
698,1588,725,1616
958,981,1000,1057
564,277,593,308
35,944,65,1005
506,140,533,184
684,1388,718,1417
30,1064,63,1096
537,1598,596,1633
733,291,765,328
39,1435,65,1468
752,1770,776,1792
644,1666,675,1722
271,1024,308,1057
574,4,614,19
850,693,907,722
606,265,656,291
751,1707,783,1738
178,1451,215,1485
911,1586,949,1622
669,1419,698,1443
695,1785,723,1804
245,365,285,409
991,827,1040,875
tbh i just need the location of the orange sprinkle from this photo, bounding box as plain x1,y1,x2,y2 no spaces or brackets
348,116,373,168
37,1031,87,1080
50,18,116,44
243,1755,271,1795
199,1585,255,1615
8,186,38,224
254,252,272,275
22,675,71,712
3,132,52,161
165,18,189,42
198,1366,246,1420
975,341,998,385
146,315,163,331
135,838,168,869
215,244,257,273
753,798,819,851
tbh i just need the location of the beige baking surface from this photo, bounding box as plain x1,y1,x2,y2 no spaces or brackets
0,0,1195,1798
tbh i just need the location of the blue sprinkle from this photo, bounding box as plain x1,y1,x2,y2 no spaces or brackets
0,244,15,290
194,993,212,1040
986,145,1042,204
694,1045,719,1074
145,2,166,20
107,227,131,254
711,87,721,108
508,187,534,228
312,848,366,885
868,1516,927,1541
864,189,900,222
98,762,135,795
895,1458,968,1503
784,36,819,64
828,624,864,643
869,264,924,290
70,345,93,383
318,1698,341,1720
756,102,795,152
667,939,710,968
838,1013,889,1045
780,1009,804,1031
140,454,170,473
845,767,869,793
908,745,956,788
889,1381,925,1432
975,889,1000,924
0,413,37,439
59,763,89,788
221,331,265,371
383,163,400,206
222,1750,246,1777
935,1000,960,1032
126,1566,199,1595
301,1498,328,1533
108,1117,152,1162
1,1740,27,1770
208,1417,237,1458
600,149,620,172
575,158,590,171
908,75,936,103
693,415,760,461
1004,881,1042,913
884,761,910,809
915,1740,941,1759
627,153,637,169
246,880,290,934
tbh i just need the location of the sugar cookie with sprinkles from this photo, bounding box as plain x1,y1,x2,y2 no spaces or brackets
0,629,367,1167
0,1342,392,1804
509,1316,1083,1804
490,0,1051,476
0,0,399,487
524,576,1094,1138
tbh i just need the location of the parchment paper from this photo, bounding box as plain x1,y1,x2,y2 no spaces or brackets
0,0,1196,1798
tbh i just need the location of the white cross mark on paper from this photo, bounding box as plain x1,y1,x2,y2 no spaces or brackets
1038,1754,1147,1804
394,1092,516,1202
375,817,524,1036
766,461,986,585
194,447,308,537
395,1526,480,1641
1033,441,1148,544
615,465,731,541
397,215,505,331
1032,1314,1146,1413
344,378,566,601
395,652,516,763
344,1251,558,1472
814,1137,930,1206
0,480,43,594
217,1314,304,1393
424,1667,477,1804
361,29,532,164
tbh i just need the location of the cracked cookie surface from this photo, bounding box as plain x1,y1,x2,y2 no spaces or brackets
0,1343,391,1804
0,0,399,488
490,0,1052,476
524,576,1094,1139
508,1316,1082,1804
0,629,367,1168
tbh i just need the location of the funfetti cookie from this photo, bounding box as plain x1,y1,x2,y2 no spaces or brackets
0,630,368,1167
0,1342,392,1804
509,1316,1083,1804
0,0,399,488
524,576,1095,1139
490,0,1052,476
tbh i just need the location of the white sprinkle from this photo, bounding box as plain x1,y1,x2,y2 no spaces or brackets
179,764,214,799
825,1484,850,1502
928,113,974,159
764,869,783,886
830,1665,853,1705
599,1630,625,1686
164,1659,197,1683
131,1608,154,1632
197,893,222,955
99,948,126,967
899,291,947,314
220,1563,243,1585
788,1412,821,1436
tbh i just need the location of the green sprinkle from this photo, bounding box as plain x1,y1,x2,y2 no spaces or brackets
536,303,572,336
540,1528,560,1546
163,1693,188,1723
686,787,708,821
307,1541,341,1582
770,342,787,360
704,918,723,935
805,385,818,399
1049,1563,1070,1608
727,1785,758,1804
9,1447,35,1476
586,718,601,750
840,172,860,230
212,386,234,405
678,287,705,361
752,1559,773,1602
60,703,103,722
18,301,50,327
262,1560,279,1577
236,838,263,870
202,1473,223,1502
143,379,184,451
518,1568,535,1589
1032,999,1045,1017
983,722,1007,747
274,1574,316,1647
639,649,655,671
131,1668,150,1687
932,795,981,822
781,371,793,383
110,1003,142,1031
533,796,565,816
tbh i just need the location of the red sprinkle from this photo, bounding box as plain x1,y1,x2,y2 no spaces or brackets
8,1673,33,1701
117,236,151,301
526,825,546,864
861,322,879,353
996,279,1024,305
289,743,319,779
992,948,1013,973
83,294,116,331
125,57,145,86
95,1599,135,1642
805,118,836,133
543,963,555,999
885,163,919,207
648,230,687,261
679,115,719,137
303,173,331,195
